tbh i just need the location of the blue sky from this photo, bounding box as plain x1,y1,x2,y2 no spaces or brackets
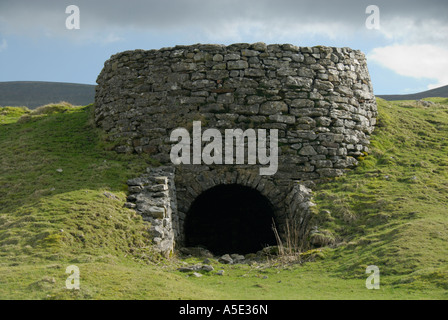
1,0,447,95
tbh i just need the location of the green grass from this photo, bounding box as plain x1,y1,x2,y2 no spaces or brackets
0,104,156,263
0,106,30,124
311,98,448,288
3,258,447,300
0,99,447,299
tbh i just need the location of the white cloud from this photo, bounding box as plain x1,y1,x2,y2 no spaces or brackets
368,44,448,89
378,17,448,45
103,33,124,44
0,39,7,52
367,14,448,90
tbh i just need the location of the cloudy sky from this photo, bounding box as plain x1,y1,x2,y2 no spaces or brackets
0,0,447,94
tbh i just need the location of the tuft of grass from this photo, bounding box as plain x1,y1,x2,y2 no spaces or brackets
17,102,79,123
31,101,76,115
0,106,30,124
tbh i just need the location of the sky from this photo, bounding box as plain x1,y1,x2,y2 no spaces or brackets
0,0,447,95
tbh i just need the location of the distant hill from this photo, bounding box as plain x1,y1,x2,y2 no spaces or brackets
2,81,447,109
377,84,448,101
0,81,95,109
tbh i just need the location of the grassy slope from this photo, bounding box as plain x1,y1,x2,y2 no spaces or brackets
0,100,447,300
313,97,448,291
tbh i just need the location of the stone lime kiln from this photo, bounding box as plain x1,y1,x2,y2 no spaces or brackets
95,43,377,256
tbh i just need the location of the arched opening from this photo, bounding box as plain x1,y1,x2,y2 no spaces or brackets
184,184,277,255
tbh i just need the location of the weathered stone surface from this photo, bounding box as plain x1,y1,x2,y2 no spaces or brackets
201,265,214,272
178,267,195,273
269,114,296,124
286,76,313,89
299,145,317,156
230,254,245,263
140,205,165,218
227,60,249,70
218,254,233,264
126,167,176,257
259,101,288,115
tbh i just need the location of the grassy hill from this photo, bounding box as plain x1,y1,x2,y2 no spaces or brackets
377,84,448,101
0,99,447,300
0,81,95,109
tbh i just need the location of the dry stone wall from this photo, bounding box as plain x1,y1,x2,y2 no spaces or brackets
125,166,178,257
95,43,377,254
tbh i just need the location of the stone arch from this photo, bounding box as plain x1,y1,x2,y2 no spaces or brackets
125,166,317,256
184,183,278,255
173,166,289,247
